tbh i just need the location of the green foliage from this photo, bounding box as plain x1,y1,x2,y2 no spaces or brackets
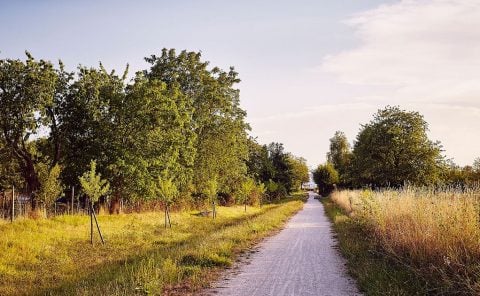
287,155,309,191
246,138,274,182
0,199,303,295
79,161,110,204
205,178,218,202
313,163,339,196
237,177,265,206
0,53,59,198
265,179,287,200
245,139,304,199
0,141,22,190
145,49,249,198
327,131,352,186
155,177,179,204
0,49,307,210
350,106,443,187
36,163,63,209
473,158,480,173
267,143,293,192
440,160,480,186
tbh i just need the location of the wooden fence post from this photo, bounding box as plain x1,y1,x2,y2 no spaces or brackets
90,201,93,245
11,186,15,222
71,186,74,215
91,203,105,244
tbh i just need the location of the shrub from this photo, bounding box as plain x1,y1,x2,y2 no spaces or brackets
313,163,339,196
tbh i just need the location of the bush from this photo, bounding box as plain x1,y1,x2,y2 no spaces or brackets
313,163,339,196
265,180,287,201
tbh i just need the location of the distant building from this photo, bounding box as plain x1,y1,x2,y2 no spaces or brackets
301,182,317,190
301,171,317,190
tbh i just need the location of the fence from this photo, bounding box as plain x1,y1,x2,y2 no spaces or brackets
0,188,30,221
1,187,136,221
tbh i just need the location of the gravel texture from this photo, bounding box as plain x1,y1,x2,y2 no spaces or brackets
204,192,362,296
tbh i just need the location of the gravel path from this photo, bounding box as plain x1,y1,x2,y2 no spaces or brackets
204,192,361,296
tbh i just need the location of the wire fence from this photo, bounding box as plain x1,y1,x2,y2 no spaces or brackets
0,187,89,221
0,187,126,221
0,189,30,221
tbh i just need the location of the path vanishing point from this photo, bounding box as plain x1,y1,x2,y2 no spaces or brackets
204,192,361,296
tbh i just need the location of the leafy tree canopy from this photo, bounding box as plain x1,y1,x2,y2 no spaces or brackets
350,106,443,187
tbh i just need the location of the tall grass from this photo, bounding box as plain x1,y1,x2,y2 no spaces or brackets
0,195,305,295
331,188,480,295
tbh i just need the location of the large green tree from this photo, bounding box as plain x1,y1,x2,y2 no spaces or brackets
0,53,60,205
287,154,309,191
267,143,294,193
327,131,352,186
350,106,443,187
59,65,195,205
313,163,339,196
145,49,249,197
246,138,275,183
0,140,22,190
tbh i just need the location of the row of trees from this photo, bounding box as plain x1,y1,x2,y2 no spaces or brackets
314,106,480,195
0,50,308,214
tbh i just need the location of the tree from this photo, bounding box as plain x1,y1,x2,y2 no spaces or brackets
327,131,352,186
59,65,127,197
79,160,110,204
205,178,218,218
0,140,22,191
59,64,195,210
155,177,178,228
238,177,255,212
246,138,275,183
350,106,443,187
36,163,63,215
313,163,339,196
267,143,294,193
0,53,58,205
287,155,309,191
79,160,110,244
473,158,480,174
145,49,249,199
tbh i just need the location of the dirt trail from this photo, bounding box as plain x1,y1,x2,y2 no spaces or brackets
203,192,361,296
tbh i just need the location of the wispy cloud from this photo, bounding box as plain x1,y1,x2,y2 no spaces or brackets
314,0,480,165
322,0,480,107
249,103,374,123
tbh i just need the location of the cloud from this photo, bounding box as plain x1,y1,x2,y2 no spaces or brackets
248,103,374,124
322,0,480,107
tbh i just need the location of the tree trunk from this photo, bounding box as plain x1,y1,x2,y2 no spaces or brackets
90,202,94,245
109,194,121,214
23,157,40,209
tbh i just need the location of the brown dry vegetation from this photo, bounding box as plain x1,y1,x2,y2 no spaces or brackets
330,188,480,295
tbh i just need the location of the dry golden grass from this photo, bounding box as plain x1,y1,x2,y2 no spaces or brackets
331,188,480,295
0,195,305,295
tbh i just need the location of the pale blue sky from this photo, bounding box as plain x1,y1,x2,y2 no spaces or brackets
2,0,479,167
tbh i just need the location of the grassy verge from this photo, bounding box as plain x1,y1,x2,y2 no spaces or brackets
0,194,305,295
321,197,428,296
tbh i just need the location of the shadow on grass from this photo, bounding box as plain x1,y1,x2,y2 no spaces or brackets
36,204,285,296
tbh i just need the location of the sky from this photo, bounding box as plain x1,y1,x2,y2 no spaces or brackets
1,0,479,167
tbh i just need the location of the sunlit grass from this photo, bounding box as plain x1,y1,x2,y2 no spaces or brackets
0,195,305,295
330,188,480,295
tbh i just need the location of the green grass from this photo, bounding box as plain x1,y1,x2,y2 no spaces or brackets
0,194,305,295
320,197,429,296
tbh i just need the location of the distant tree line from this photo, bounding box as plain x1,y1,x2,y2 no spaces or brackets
0,50,309,214
314,106,480,195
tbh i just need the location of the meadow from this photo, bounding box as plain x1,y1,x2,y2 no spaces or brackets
325,188,480,295
0,195,305,295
